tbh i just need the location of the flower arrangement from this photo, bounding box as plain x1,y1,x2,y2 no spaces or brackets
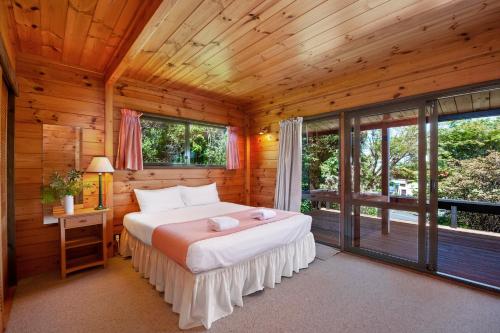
41,170,89,213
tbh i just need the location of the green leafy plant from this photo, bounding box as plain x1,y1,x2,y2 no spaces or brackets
301,199,313,213
41,169,88,204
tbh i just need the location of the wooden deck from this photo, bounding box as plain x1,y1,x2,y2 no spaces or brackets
308,209,500,288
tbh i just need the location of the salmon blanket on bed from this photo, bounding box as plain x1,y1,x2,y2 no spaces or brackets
151,208,299,271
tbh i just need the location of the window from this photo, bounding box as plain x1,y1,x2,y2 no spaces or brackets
141,115,227,167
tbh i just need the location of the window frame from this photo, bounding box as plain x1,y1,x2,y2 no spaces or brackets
141,113,227,169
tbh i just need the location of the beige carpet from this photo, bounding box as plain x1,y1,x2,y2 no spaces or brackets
7,252,500,333
315,243,340,260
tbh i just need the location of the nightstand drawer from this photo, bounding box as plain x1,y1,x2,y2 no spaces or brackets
64,214,102,229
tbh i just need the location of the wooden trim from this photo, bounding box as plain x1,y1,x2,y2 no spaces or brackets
381,125,390,234
417,104,427,265
245,114,251,205
428,101,439,271
142,112,228,129
352,116,361,247
105,83,114,160
0,67,4,331
16,53,104,77
6,88,15,286
104,83,114,257
339,112,351,250
0,33,17,96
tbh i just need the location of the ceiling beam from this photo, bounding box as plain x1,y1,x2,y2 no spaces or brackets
0,33,18,96
104,0,174,85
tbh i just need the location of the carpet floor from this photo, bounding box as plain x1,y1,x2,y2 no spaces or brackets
6,251,499,333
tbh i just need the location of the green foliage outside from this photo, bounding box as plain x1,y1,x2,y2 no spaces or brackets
301,199,313,213
302,117,500,232
141,118,226,166
189,125,226,165
438,118,499,232
142,119,186,164
302,134,339,191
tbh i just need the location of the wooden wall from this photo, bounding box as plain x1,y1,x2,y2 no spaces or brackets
247,25,500,208
14,55,104,278
13,57,247,278
111,78,247,232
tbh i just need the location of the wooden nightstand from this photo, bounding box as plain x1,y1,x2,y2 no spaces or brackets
56,208,109,278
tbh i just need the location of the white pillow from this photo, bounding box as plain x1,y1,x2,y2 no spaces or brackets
179,183,220,206
134,186,185,213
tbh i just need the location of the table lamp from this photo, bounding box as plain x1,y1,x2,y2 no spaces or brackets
86,156,115,210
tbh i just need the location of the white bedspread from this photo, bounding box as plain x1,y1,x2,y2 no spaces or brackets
123,202,312,273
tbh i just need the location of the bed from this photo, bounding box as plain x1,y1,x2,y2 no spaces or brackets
119,186,315,329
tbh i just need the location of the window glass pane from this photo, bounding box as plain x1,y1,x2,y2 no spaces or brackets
302,118,341,248
302,118,340,192
141,118,186,165
189,124,226,166
353,205,419,262
389,124,419,198
360,129,382,194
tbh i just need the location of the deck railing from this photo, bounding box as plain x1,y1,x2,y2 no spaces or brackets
437,199,500,228
303,190,499,230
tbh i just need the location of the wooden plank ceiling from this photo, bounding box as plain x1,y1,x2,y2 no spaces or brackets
6,0,147,72
438,89,500,115
304,87,500,133
7,0,500,104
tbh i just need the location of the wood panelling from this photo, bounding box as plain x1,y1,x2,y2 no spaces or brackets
6,0,146,72
111,78,247,231
14,55,104,278
108,0,500,105
7,0,500,278
246,24,500,207
438,89,500,116
13,55,247,277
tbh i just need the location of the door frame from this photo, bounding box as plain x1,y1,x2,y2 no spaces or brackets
341,101,432,272
304,80,500,291
302,115,342,248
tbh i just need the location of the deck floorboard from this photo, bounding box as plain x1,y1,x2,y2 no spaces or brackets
308,209,500,288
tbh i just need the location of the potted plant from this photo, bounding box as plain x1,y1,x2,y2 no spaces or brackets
41,169,88,214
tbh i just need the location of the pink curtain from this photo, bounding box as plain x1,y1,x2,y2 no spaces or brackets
226,126,240,170
115,109,143,170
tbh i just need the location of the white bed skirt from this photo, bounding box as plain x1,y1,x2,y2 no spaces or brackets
119,228,316,329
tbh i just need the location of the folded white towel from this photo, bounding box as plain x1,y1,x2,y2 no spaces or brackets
208,216,240,231
251,208,277,221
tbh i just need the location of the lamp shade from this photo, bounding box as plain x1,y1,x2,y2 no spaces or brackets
86,156,115,173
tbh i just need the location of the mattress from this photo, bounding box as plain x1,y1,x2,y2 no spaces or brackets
123,202,312,273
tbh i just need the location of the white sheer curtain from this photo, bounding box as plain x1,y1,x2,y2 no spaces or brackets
274,117,303,212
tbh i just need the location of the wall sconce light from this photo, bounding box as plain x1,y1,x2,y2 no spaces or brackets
259,126,270,135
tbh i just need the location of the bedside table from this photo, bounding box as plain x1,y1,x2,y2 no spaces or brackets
56,208,109,278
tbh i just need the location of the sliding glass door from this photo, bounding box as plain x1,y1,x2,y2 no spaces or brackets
344,103,436,269
434,89,500,289
302,117,341,247
302,85,499,291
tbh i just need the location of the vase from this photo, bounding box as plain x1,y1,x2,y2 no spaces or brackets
64,195,74,214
